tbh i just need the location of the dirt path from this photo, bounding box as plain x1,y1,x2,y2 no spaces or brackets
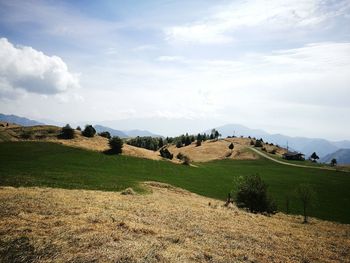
249,147,336,171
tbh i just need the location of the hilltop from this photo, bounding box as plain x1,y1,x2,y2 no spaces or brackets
0,183,349,262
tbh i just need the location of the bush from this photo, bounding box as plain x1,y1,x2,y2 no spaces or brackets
58,124,74,139
76,126,81,131
108,136,123,154
196,139,202,146
182,155,190,165
250,140,255,146
99,131,111,139
20,130,33,139
262,147,267,152
254,139,263,147
235,174,276,214
160,148,173,159
269,149,277,154
176,141,183,148
228,143,234,150
82,125,96,138
176,152,184,160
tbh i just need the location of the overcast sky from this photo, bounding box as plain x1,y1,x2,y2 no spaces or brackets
0,0,349,139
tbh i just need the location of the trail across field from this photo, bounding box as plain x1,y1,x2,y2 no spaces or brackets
249,147,336,171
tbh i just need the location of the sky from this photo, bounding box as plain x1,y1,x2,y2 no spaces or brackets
0,0,350,140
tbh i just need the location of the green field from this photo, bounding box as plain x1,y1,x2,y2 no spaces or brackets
1,142,350,223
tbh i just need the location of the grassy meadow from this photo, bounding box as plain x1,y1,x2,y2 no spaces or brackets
1,141,350,223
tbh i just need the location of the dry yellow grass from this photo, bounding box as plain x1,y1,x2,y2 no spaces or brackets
168,138,261,162
0,184,349,263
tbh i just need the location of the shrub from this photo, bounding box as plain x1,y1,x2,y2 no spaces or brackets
160,148,173,159
250,140,255,146
254,139,263,147
176,141,183,148
182,155,190,165
82,125,96,138
108,136,123,154
20,130,33,139
99,131,111,139
235,174,276,214
176,152,184,160
76,126,81,131
262,147,267,152
228,143,234,150
196,139,202,146
269,149,277,154
58,124,74,139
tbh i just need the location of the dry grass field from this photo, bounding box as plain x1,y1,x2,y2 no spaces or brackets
0,183,349,263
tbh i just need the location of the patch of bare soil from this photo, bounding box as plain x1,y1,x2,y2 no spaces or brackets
0,185,349,263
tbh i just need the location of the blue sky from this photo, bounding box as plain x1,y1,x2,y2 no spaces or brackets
0,0,350,139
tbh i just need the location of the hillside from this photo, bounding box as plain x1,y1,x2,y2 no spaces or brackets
321,149,350,165
215,123,350,158
167,138,286,162
0,184,349,262
1,142,350,223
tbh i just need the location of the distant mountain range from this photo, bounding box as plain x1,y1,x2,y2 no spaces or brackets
94,125,128,138
214,124,350,159
0,113,44,126
320,149,350,165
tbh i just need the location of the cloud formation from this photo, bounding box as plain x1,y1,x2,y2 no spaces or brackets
165,0,350,44
0,38,79,98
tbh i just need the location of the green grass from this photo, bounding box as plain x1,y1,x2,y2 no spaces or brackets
1,142,350,224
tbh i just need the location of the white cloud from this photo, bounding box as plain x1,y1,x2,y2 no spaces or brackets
165,0,350,44
0,38,80,98
156,56,187,62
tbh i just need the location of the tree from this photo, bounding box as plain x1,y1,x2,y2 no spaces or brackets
228,143,234,150
330,158,337,167
108,136,123,154
160,148,173,159
296,184,315,223
185,135,191,146
158,138,164,148
176,141,182,148
99,131,111,139
235,174,276,214
310,152,319,162
254,139,263,147
82,125,96,138
58,124,74,139
76,126,81,131
196,139,202,147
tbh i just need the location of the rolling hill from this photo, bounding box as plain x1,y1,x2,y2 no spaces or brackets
0,113,44,126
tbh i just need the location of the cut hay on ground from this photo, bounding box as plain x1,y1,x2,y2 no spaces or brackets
0,184,349,262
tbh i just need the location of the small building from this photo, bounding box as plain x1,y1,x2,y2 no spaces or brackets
282,151,305,161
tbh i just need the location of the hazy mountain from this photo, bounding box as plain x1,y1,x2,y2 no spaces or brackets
124,129,162,138
94,125,128,138
320,149,350,165
0,113,44,126
215,124,350,158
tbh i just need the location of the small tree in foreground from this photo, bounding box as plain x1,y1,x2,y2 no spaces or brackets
296,184,315,223
108,136,123,154
235,174,276,214
58,124,74,139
